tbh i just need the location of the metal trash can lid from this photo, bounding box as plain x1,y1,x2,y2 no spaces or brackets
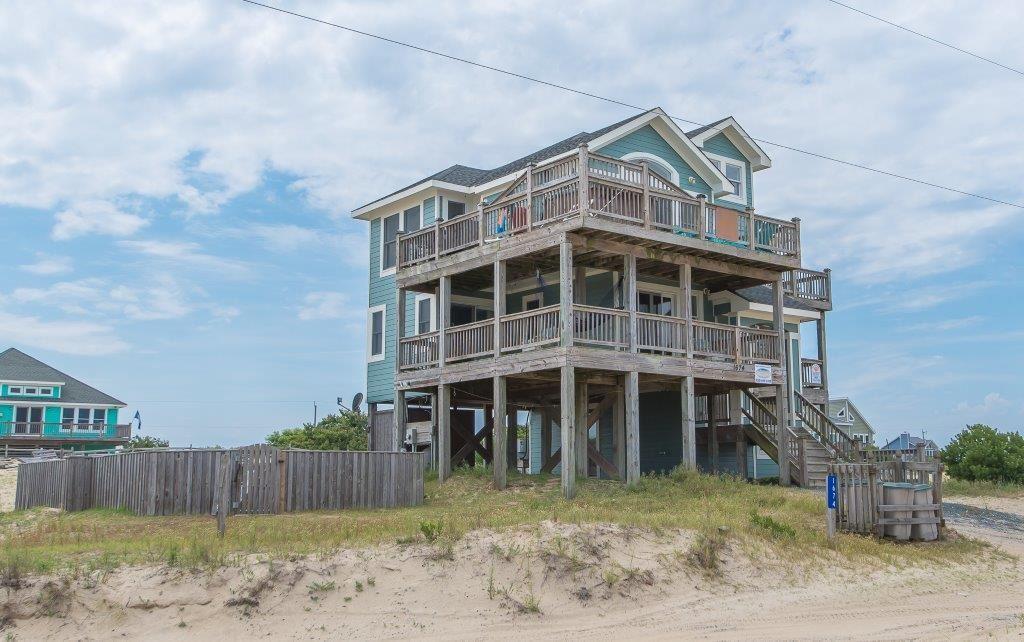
881,482,916,489
911,483,932,491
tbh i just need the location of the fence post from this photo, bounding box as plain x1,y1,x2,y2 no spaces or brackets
277,449,287,514
216,450,231,537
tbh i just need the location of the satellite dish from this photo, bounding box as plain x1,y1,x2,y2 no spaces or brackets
351,393,364,414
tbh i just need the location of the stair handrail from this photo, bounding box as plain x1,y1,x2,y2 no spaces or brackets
793,389,856,460
740,390,803,483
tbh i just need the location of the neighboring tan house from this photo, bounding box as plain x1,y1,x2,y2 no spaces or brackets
880,433,939,459
0,348,130,453
828,397,875,446
355,108,850,497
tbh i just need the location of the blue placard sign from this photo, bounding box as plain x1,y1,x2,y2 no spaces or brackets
826,474,838,509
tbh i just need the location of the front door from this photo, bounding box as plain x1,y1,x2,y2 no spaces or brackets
14,407,44,434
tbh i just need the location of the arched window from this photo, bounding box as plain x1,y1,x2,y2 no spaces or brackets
621,152,680,185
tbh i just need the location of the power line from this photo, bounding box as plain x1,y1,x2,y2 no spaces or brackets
824,0,1024,78
237,0,1024,211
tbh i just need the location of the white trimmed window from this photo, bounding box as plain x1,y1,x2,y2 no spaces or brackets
706,153,747,202
7,385,53,396
446,200,466,219
367,305,386,363
381,213,400,273
414,294,434,335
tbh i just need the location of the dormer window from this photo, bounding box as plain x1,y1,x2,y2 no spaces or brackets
706,154,747,202
7,385,53,396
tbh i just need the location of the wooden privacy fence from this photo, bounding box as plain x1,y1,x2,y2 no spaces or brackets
15,445,427,516
829,458,944,537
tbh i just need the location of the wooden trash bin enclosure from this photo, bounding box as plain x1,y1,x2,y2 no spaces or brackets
829,457,943,541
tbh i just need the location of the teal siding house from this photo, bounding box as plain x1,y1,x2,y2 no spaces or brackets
353,108,842,496
0,348,130,453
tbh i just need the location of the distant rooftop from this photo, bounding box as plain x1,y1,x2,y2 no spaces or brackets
0,348,125,406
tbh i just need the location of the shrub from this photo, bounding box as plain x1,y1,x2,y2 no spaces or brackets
123,435,170,450
942,424,1024,484
266,411,368,451
750,512,796,539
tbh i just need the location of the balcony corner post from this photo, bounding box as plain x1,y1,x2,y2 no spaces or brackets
624,253,637,353
641,161,651,229
493,260,505,358
746,206,756,250
525,163,535,231
560,239,574,348
578,144,590,217
696,194,707,241
438,276,450,367
792,217,802,258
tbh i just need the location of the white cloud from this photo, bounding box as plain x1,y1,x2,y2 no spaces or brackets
110,276,192,320
51,200,147,240
10,275,194,321
0,311,128,355
19,254,73,276
902,316,984,332
298,291,358,321
954,392,1012,414
248,224,320,253
118,239,248,276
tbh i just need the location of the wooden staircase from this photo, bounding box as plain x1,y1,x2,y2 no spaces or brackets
741,390,854,489
739,391,804,486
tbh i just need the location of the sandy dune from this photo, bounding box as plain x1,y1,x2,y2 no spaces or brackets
2,504,1022,641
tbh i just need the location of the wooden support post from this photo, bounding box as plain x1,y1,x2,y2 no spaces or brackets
561,365,577,499
613,379,625,476
773,275,792,486
730,389,745,479
216,450,230,538
507,407,517,472
438,275,451,366
696,194,707,241
578,145,590,216
277,449,287,513
429,393,438,470
625,253,637,353
681,375,697,470
525,163,535,231
493,376,507,490
746,207,756,250
367,402,377,451
681,264,693,358
560,240,574,348
816,310,829,394
708,395,720,474
625,371,640,486
477,203,485,246
394,390,407,453
438,384,451,482
395,287,405,375
493,261,505,357
641,161,651,228
575,380,589,477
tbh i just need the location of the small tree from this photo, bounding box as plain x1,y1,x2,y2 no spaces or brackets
123,435,170,450
266,411,368,451
942,424,1024,484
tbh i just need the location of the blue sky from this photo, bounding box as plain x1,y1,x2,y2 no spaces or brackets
1,0,1022,447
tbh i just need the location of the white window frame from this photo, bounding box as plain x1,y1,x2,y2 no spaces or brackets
621,152,680,185
521,292,544,310
367,304,387,363
13,405,45,434
414,293,435,334
444,198,466,220
6,385,54,397
704,152,747,205
379,213,401,277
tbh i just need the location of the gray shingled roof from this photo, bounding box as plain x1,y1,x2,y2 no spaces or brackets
356,110,656,211
733,285,816,312
0,348,125,406
881,433,939,452
684,116,733,138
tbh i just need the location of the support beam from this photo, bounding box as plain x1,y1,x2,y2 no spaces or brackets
681,376,697,469
730,389,746,480
437,384,451,482
773,275,792,486
625,371,640,486
560,365,577,499
493,261,505,358
625,254,638,353
560,240,574,348
394,390,407,453
816,310,829,393
429,394,437,470
575,380,589,477
708,395,720,474
680,264,693,358
613,379,625,476
492,376,507,490
438,275,451,366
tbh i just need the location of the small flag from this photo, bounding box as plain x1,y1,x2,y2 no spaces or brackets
133,410,142,432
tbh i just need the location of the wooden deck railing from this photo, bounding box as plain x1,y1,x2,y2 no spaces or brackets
398,332,439,370
0,422,131,440
572,304,629,349
445,319,494,362
783,268,831,304
794,389,856,460
636,313,687,354
800,358,824,388
500,305,561,352
396,147,801,269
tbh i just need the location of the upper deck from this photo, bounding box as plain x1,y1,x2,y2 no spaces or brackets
396,147,803,283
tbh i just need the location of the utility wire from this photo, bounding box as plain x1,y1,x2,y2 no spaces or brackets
237,0,1024,211
824,0,1024,78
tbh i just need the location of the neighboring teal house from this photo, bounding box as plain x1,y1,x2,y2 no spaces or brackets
828,397,876,446
354,108,838,490
0,348,130,453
